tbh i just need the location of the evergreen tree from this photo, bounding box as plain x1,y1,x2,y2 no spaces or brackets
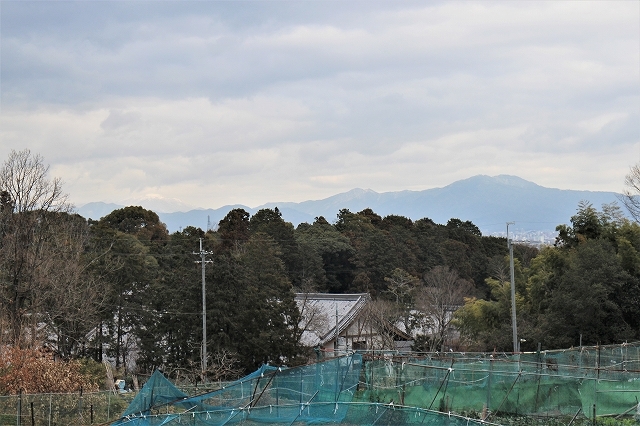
249,207,301,285
294,217,355,292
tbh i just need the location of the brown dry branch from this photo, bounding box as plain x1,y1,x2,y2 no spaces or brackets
0,347,99,394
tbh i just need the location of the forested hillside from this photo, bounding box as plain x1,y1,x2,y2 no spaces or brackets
2,149,640,387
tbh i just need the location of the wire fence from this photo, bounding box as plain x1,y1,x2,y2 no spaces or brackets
0,383,235,426
0,390,135,426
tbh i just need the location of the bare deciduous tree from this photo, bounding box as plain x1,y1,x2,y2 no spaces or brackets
357,299,402,351
622,164,640,222
164,349,243,384
488,255,510,284
384,268,425,336
38,216,108,358
208,350,243,381
417,266,472,352
384,268,417,304
295,293,331,344
0,149,72,347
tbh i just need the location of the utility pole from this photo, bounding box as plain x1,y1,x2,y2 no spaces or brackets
507,222,519,353
194,238,213,377
335,300,339,354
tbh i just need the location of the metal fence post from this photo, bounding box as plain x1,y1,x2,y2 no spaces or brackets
17,391,22,426
78,386,83,424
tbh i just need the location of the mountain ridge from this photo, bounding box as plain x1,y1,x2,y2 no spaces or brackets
75,175,624,235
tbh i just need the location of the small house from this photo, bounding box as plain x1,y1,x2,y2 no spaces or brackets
295,293,412,356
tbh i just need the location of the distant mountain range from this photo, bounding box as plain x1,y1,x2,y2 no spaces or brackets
76,175,624,235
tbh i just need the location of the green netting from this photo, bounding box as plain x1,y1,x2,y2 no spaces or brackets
355,343,640,419
110,343,640,425
111,355,363,425
110,402,502,426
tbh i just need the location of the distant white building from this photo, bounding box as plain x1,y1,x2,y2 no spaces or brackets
295,293,412,357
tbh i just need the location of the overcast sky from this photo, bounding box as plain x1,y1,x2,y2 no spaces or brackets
1,1,639,211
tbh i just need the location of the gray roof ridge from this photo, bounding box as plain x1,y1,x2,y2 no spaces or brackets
295,292,370,301
318,294,371,344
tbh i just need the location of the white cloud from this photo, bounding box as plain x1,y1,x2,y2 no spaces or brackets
1,1,638,209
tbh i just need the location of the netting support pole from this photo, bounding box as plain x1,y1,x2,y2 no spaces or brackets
373,404,390,425
428,360,454,411
567,407,582,426
534,343,541,412
250,370,277,408
594,345,600,420
371,356,374,390
336,355,355,402
615,402,639,420
486,357,492,412
287,390,319,426
250,374,262,407
486,371,521,421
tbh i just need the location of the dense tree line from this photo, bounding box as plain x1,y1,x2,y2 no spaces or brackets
93,204,511,377
2,149,640,383
455,201,640,351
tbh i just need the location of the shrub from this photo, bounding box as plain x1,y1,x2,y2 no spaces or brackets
0,347,100,394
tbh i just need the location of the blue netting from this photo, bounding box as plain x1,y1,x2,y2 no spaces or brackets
111,355,363,425
111,344,640,425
